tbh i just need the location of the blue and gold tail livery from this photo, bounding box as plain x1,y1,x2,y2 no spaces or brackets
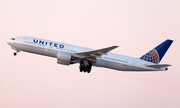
140,39,173,64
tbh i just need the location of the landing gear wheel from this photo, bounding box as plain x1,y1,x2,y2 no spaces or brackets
86,63,92,73
79,60,92,73
13,52,17,56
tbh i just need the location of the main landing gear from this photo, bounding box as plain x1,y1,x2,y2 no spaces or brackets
79,60,92,73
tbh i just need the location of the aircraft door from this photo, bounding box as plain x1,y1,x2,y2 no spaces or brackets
132,60,137,66
23,38,27,43
131,60,138,70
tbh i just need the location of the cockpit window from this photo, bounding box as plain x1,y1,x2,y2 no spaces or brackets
10,38,15,40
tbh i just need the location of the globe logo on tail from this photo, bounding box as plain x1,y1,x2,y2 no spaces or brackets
140,49,159,64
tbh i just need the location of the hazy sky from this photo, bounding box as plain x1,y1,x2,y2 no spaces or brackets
0,0,180,108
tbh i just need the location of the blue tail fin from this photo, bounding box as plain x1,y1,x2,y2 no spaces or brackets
140,39,173,64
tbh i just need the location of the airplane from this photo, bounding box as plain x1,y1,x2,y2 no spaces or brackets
7,37,173,73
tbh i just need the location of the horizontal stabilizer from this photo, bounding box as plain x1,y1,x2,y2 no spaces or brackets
146,64,171,68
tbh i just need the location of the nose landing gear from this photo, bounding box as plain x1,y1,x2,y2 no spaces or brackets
13,52,17,56
13,50,20,56
11,47,20,56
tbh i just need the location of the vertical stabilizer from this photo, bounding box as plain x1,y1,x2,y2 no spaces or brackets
140,39,173,64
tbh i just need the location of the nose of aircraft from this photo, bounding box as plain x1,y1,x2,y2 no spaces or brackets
7,39,13,46
7,39,10,44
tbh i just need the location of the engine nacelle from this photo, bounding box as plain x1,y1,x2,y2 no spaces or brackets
57,51,71,65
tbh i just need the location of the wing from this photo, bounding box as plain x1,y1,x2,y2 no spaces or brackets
146,64,171,68
74,46,118,61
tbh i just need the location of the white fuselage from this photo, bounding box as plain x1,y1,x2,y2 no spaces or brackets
7,37,166,71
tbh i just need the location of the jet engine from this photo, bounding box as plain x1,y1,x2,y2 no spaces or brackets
57,51,72,65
